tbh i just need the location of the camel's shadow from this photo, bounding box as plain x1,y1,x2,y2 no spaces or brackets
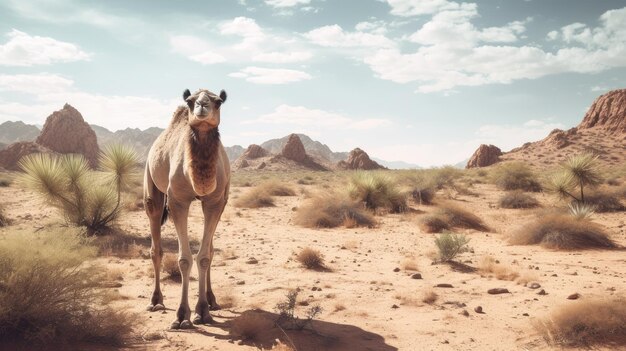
176,309,398,351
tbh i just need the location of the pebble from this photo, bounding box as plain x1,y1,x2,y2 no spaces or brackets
487,288,510,294
474,306,484,314
392,304,399,309
246,257,258,264
411,273,423,279
435,283,454,288
529,283,541,289
567,293,581,300
393,267,401,272
537,289,547,295
460,310,470,317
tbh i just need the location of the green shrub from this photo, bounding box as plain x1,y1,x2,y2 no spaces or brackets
18,145,139,234
348,172,407,213
0,229,134,346
549,152,602,203
491,162,542,192
434,233,470,262
498,191,540,209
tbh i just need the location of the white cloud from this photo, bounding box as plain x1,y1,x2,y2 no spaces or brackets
0,29,90,67
265,0,311,8
244,104,391,130
252,51,312,63
386,0,459,16
0,74,178,131
304,25,395,48
228,67,312,84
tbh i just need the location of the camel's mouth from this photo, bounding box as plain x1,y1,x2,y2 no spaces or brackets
190,118,218,132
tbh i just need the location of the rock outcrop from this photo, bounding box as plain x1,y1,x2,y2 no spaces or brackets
578,89,626,133
36,104,100,167
466,144,502,169
0,142,52,171
281,134,307,162
337,148,386,170
242,144,268,159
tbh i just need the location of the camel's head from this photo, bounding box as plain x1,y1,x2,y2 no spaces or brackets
183,88,227,132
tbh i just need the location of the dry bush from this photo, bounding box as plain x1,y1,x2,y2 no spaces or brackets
257,180,296,196
294,193,376,228
509,214,617,250
420,203,488,233
234,186,275,208
491,162,542,192
0,228,134,346
535,297,626,347
582,190,625,212
297,247,325,270
348,172,407,213
161,252,181,279
421,289,439,304
478,256,520,281
230,311,274,341
606,178,621,186
422,166,463,190
498,191,540,209
0,206,10,227
401,257,419,271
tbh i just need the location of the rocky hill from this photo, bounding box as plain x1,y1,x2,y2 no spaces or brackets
234,135,330,171
261,133,347,163
338,148,386,170
0,121,40,145
469,89,626,168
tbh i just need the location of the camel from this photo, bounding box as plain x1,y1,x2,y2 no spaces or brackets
143,88,230,329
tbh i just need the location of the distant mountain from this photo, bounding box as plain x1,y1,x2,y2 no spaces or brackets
224,145,244,162
261,133,347,162
91,124,164,159
0,121,40,144
372,157,421,169
454,159,469,169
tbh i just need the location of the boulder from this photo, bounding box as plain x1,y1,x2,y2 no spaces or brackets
36,104,100,167
578,89,626,133
242,144,268,159
466,144,502,168
0,141,53,171
281,134,307,162
337,148,385,170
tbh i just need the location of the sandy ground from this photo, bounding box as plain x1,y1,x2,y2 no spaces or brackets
1,174,625,351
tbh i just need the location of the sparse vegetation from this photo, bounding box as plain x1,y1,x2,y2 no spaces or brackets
581,189,625,212
230,311,274,342
509,214,617,250
348,171,407,213
550,152,602,203
419,203,488,233
421,289,439,304
535,298,626,347
294,193,376,228
491,162,542,192
478,255,520,281
275,290,322,330
0,206,10,227
296,247,325,270
0,173,12,187
568,202,596,220
18,145,140,234
257,180,296,196
434,232,471,262
0,229,134,346
234,186,275,208
161,252,181,280
498,191,540,209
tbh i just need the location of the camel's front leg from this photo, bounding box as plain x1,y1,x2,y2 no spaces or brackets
193,199,226,325
168,196,193,329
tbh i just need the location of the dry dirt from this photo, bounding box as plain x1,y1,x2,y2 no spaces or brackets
1,172,625,351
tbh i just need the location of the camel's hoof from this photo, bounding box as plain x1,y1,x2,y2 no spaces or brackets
170,321,180,330
180,320,193,329
193,313,214,325
147,304,165,312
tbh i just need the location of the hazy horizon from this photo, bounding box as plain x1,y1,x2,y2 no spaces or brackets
1,0,625,166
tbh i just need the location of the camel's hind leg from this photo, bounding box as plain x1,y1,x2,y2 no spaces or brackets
144,165,166,312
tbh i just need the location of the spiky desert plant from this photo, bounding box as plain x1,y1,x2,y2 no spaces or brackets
552,153,602,203
348,171,407,213
434,232,470,262
18,145,139,234
568,202,596,220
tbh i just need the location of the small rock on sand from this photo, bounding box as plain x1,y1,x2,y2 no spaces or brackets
474,306,484,313
411,273,423,279
529,283,541,289
435,283,454,288
567,293,581,300
487,288,510,294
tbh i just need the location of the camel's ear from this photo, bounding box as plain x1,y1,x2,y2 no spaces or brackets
219,90,227,103
183,89,191,101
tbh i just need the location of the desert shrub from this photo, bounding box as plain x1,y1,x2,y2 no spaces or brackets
421,289,438,304
491,162,542,192
410,187,435,205
498,191,540,209
568,202,596,220
161,252,181,279
0,206,10,227
0,229,134,346
549,152,602,203
535,298,626,347
18,145,140,234
434,232,470,262
423,166,463,190
420,203,488,233
230,311,274,342
581,190,625,212
234,187,275,208
257,180,296,196
478,255,520,281
275,290,322,330
348,172,407,213
294,193,376,228
0,174,12,187
606,178,621,186
509,214,617,250
296,247,325,270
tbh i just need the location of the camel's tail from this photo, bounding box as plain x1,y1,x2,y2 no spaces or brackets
160,195,169,226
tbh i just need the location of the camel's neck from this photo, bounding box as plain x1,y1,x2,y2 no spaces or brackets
186,127,221,196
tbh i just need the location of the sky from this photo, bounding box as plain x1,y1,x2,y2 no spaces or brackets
0,0,625,166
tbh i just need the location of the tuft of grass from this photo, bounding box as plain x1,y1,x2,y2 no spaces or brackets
582,190,625,212
478,255,520,281
421,289,439,305
491,162,542,192
348,172,407,213
161,252,180,280
535,297,626,347
0,228,135,346
256,180,296,196
294,193,376,228
498,191,540,209
234,186,275,208
434,232,470,262
0,206,10,227
509,214,617,250
419,203,489,233
18,145,140,234
568,202,596,220
296,247,325,270
230,311,274,342
275,290,322,330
